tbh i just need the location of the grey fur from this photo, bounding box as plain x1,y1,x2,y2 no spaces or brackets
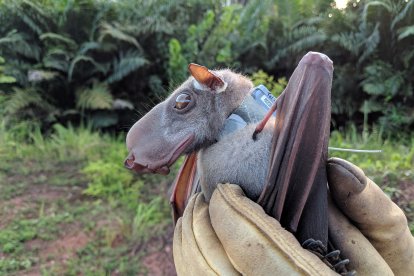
199,121,274,201
126,68,272,201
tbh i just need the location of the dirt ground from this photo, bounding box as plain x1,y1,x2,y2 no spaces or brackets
1,164,413,275
0,173,176,275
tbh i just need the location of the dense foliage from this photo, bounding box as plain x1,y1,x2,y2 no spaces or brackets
0,0,413,134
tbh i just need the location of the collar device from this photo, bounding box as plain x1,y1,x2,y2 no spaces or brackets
218,85,277,140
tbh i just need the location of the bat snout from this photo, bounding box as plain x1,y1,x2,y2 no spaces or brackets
124,152,170,175
124,152,136,169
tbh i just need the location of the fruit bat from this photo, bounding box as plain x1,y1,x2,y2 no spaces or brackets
125,52,333,247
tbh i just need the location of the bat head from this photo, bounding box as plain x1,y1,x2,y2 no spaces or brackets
124,64,253,175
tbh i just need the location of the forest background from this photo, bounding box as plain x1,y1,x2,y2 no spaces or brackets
0,0,413,274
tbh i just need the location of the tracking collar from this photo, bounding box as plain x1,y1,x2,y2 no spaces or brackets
218,85,276,140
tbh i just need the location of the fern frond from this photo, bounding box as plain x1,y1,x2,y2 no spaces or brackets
46,47,72,58
78,42,101,54
13,0,50,36
43,57,69,72
401,49,414,68
0,30,41,60
5,87,54,114
21,0,48,19
391,0,414,30
331,32,363,56
358,23,380,64
106,50,148,84
275,0,302,26
292,16,324,29
362,0,393,30
268,25,326,65
397,25,414,40
40,32,77,49
76,82,113,110
99,22,142,50
68,55,108,81
89,3,111,41
285,33,327,57
121,16,174,36
1,59,31,86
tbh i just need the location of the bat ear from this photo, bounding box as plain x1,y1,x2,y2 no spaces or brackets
188,63,227,93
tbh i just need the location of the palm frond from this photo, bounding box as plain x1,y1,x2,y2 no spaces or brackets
401,49,414,68
76,82,113,110
78,42,101,54
397,25,414,40
122,16,175,36
43,53,70,72
0,56,16,84
0,30,41,60
275,0,303,26
268,25,326,66
331,31,363,56
362,0,393,30
291,32,327,50
5,87,54,114
14,0,51,35
391,0,414,30
106,50,148,84
358,23,380,64
40,32,78,49
68,55,108,82
99,22,142,50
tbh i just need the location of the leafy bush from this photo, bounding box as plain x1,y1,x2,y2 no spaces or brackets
250,70,287,97
1,0,413,134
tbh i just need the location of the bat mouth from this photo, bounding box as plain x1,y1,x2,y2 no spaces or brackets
124,134,195,175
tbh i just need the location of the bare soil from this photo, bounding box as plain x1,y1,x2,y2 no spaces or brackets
2,159,413,275
0,170,176,275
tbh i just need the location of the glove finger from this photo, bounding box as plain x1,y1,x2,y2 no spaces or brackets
327,157,414,275
191,193,240,275
173,193,239,275
210,183,338,276
328,196,393,275
173,218,188,275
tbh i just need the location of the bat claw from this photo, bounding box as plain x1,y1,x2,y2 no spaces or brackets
252,130,259,141
302,238,354,275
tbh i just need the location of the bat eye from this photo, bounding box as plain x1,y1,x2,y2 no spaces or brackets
174,93,192,110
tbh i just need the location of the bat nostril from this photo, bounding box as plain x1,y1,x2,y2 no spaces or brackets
124,153,135,169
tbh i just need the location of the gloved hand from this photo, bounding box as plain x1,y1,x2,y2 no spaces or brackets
327,158,414,275
173,158,414,275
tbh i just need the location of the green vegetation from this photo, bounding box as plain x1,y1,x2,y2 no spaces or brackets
0,0,413,133
0,123,174,274
0,0,413,274
0,122,412,274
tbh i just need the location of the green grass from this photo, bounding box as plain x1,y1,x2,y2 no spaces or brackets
329,125,414,185
0,122,174,275
0,121,413,274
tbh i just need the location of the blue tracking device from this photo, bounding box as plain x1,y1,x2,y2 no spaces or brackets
218,85,277,140
251,85,277,116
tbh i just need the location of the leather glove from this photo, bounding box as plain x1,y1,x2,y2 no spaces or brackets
327,158,414,275
173,158,414,275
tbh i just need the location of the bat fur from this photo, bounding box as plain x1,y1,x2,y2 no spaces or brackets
125,68,274,201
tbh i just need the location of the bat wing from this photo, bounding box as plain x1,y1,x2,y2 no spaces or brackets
170,152,199,223
257,52,333,246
